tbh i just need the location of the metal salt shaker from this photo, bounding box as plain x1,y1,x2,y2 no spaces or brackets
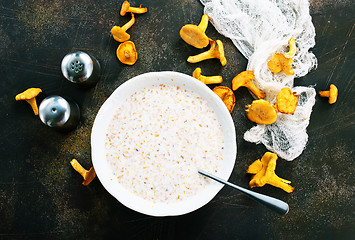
39,96,80,131
61,51,101,87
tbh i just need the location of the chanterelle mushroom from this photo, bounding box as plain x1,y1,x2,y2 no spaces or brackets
267,53,294,75
70,159,96,186
319,84,338,104
187,39,227,66
247,152,294,193
120,1,147,16
180,14,210,49
116,41,137,65
212,86,236,113
192,68,223,84
232,71,265,99
245,99,277,124
268,37,296,75
275,87,299,114
284,37,297,58
111,13,135,42
15,88,42,115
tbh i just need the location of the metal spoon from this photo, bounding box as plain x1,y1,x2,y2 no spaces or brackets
198,169,289,215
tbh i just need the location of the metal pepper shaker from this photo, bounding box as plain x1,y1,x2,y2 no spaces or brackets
38,95,80,131
61,51,101,87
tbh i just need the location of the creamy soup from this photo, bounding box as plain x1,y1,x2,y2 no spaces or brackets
105,84,224,203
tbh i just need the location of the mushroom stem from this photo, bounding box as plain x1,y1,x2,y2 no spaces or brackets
71,159,87,176
121,13,135,32
246,83,266,99
200,75,223,84
188,51,213,62
318,91,330,97
192,67,222,84
25,98,39,115
197,14,209,32
187,40,227,66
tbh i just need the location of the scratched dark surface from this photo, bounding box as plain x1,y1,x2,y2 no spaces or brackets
0,0,354,239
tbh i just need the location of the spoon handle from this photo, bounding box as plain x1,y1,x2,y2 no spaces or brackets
198,169,289,215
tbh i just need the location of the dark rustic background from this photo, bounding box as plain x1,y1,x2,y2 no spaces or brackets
0,0,354,239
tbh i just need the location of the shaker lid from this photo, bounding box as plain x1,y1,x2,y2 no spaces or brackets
61,51,94,83
39,96,70,127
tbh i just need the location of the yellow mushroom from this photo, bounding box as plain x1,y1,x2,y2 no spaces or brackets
120,1,147,16
180,14,210,49
70,159,96,186
284,37,297,58
247,152,294,193
192,68,223,84
245,99,277,124
15,88,42,115
116,41,137,65
267,53,294,75
111,13,135,42
187,39,227,66
212,86,236,113
232,71,265,99
319,84,338,104
275,87,299,114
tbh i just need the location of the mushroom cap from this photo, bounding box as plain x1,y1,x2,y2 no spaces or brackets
116,41,137,65
120,1,130,16
192,67,202,79
276,87,299,114
246,99,277,124
329,84,338,104
15,88,42,101
180,25,209,49
267,53,294,75
111,26,130,42
213,86,236,113
232,71,255,91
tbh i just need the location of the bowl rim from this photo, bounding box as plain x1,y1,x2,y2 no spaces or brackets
91,71,237,216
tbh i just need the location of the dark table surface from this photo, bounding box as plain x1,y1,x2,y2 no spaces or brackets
1,0,354,239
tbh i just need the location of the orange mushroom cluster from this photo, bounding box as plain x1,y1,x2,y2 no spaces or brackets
111,1,148,65
180,14,227,66
247,152,294,193
244,87,299,125
179,14,338,197
180,14,234,112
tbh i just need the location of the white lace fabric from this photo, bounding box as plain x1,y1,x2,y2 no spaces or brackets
200,0,318,160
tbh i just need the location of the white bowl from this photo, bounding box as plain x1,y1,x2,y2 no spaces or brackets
91,71,237,216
